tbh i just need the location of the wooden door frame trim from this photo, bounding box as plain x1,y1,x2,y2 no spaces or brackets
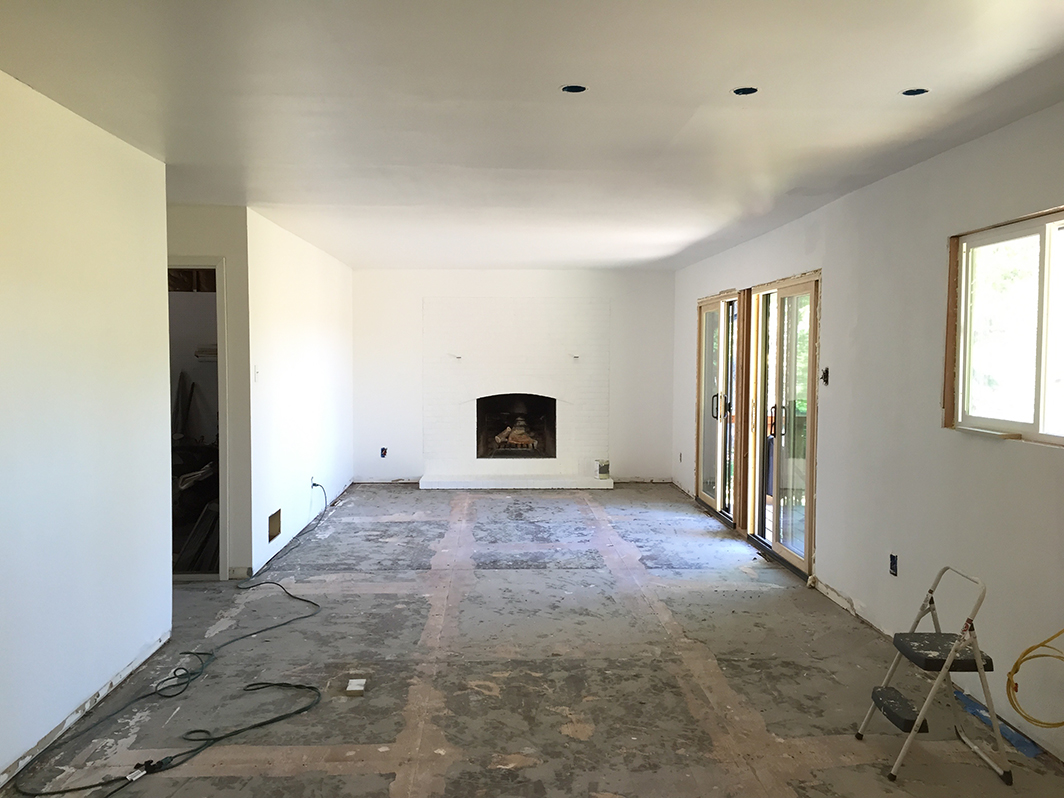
745,274,821,576
733,289,751,531
750,269,822,295
770,278,819,575
694,289,742,519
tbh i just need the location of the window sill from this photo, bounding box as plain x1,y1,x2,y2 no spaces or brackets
951,425,1064,448
953,425,1023,440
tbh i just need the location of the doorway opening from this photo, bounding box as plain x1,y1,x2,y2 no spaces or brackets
696,291,748,525
749,276,819,574
168,267,221,578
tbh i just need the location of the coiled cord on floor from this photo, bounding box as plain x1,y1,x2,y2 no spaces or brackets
1006,626,1064,729
14,580,322,797
99,681,321,797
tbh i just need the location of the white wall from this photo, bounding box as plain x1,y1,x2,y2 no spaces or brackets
673,100,1064,756
0,71,171,784
351,270,674,483
246,210,355,572
422,296,610,487
167,208,356,575
167,205,254,574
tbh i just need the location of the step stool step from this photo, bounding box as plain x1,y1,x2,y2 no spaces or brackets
893,632,994,673
872,686,929,734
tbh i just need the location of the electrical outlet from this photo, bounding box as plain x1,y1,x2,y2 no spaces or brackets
889,553,898,577
380,447,387,458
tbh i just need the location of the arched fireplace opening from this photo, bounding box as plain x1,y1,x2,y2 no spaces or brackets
477,393,556,458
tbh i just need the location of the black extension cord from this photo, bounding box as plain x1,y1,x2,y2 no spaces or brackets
98,680,321,797
15,578,323,797
309,482,329,534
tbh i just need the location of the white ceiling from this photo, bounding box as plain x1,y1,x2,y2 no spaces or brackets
4,1,1064,270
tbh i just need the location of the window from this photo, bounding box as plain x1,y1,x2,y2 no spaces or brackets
948,210,1064,444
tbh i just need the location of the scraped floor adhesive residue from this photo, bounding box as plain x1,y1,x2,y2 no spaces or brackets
11,484,1064,798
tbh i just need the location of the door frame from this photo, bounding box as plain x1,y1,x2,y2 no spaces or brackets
168,256,229,582
747,271,820,574
695,289,749,526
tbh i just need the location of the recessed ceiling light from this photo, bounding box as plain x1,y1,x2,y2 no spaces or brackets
561,85,587,93
733,86,758,96
901,88,929,96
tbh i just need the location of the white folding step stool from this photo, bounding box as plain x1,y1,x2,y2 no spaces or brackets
855,566,1012,785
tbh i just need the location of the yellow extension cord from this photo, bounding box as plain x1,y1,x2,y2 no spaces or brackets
1006,626,1064,729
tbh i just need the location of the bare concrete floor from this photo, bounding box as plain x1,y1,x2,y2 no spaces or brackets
9,484,1064,797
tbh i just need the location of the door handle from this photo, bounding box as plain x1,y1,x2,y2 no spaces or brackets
711,393,719,419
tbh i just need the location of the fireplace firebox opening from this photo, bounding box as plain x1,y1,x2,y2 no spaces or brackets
477,394,556,459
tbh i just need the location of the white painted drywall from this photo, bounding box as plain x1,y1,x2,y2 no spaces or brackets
168,291,219,444
351,270,673,482
422,296,610,485
673,100,1064,756
167,208,356,575
246,210,355,572
0,71,171,783
167,205,254,574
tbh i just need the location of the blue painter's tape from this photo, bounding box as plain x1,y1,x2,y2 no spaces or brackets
953,689,1042,758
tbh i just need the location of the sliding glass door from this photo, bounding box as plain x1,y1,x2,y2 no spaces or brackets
751,279,818,573
696,276,817,566
755,292,778,544
697,293,741,520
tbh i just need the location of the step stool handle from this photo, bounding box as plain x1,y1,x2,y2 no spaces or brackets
929,566,986,622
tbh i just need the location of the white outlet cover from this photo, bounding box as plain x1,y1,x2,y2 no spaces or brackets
345,678,366,695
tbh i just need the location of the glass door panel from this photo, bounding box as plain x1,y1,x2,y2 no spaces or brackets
756,293,777,541
698,293,747,521
748,279,817,574
698,306,720,506
721,300,737,515
777,290,811,560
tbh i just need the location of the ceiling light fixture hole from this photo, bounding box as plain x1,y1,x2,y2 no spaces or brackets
901,88,929,96
733,86,758,96
561,84,587,93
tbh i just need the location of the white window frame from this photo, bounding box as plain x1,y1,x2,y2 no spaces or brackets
952,209,1063,446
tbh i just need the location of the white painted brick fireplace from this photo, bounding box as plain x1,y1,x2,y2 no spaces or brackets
419,296,613,489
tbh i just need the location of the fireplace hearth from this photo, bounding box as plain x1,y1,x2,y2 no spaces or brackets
477,393,556,458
